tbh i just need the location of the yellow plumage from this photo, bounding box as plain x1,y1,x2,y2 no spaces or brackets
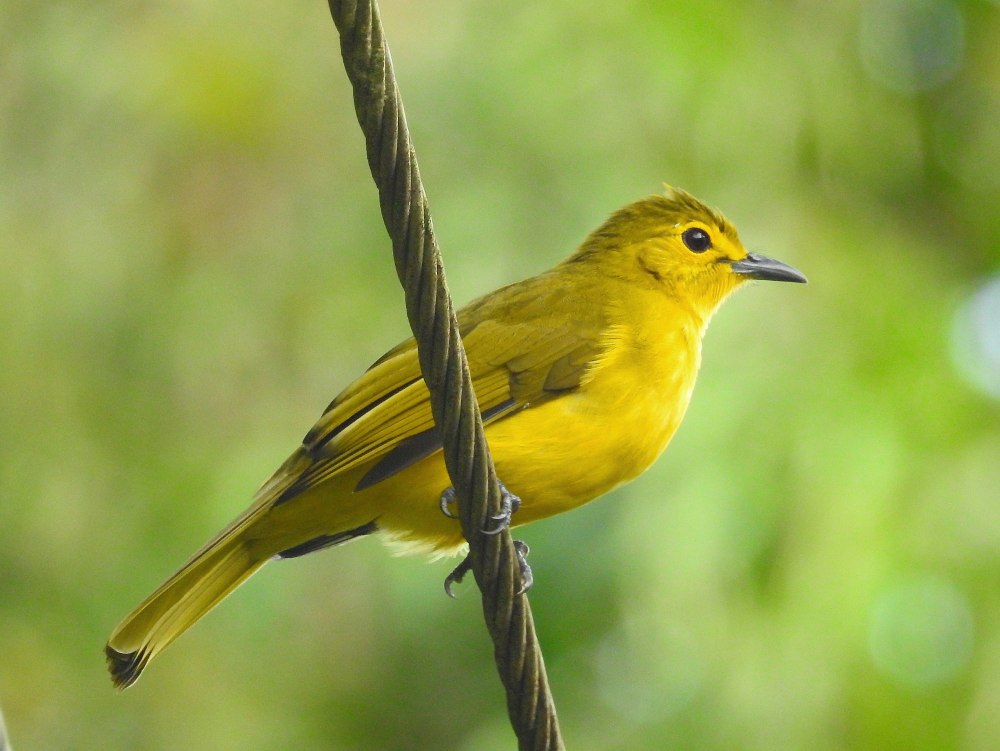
106,187,805,687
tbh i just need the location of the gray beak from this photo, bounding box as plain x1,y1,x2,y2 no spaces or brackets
730,253,807,283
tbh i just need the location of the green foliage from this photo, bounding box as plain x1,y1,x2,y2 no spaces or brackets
2,0,999,748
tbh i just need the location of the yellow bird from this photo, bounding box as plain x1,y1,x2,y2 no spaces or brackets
106,187,806,687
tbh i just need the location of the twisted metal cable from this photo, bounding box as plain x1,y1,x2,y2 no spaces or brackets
327,1,563,748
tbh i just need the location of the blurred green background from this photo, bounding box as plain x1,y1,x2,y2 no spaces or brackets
3,0,1000,748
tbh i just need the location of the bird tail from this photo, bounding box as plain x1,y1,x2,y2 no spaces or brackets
104,528,264,689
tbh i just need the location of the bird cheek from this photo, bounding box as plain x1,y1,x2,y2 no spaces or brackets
637,247,667,285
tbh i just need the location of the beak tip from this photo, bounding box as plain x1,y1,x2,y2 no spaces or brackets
730,253,808,284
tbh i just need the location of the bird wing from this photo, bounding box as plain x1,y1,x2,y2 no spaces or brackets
272,270,608,502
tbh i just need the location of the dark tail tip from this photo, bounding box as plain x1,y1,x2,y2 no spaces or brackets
105,644,148,689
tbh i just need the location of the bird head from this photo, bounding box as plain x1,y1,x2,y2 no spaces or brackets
571,186,806,319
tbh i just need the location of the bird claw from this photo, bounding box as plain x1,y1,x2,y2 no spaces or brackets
443,539,533,597
438,481,522,536
513,539,533,595
444,555,472,598
439,487,459,519
482,482,521,535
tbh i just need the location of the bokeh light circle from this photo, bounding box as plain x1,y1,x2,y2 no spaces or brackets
868,575,974,689
951,275,1000,402
859,0,965,94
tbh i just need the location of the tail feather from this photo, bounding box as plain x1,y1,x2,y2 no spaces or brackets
105,449,317,688
105,449,377,688
105,533,263,689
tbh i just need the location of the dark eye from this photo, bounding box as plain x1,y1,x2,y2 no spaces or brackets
682,228,712,253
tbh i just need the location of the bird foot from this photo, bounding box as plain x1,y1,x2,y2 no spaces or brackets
437,481,522,535
443,539,533,598
483,482,522,535
512,540,533,595
444,555,472,598
439,486,459,519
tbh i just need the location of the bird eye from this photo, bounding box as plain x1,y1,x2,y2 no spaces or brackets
682,227,712,253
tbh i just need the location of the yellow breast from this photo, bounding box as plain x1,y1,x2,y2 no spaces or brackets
486,296,703,524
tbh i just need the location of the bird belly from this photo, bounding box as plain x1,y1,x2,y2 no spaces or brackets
488,380,690,524
370,366,694,555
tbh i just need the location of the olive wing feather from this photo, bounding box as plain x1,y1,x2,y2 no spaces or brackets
272,271,608,502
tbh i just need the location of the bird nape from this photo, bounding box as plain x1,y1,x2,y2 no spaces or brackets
105,186,806,688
